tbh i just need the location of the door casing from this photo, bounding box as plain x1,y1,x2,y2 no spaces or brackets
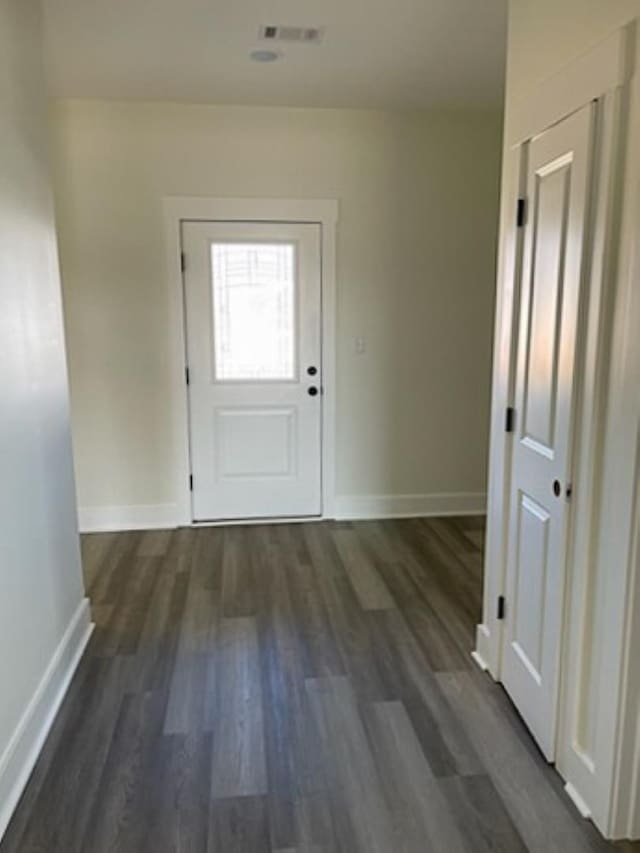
475,22,640,838
164,197,338,527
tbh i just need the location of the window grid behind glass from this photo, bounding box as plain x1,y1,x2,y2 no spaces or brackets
211,242,296,381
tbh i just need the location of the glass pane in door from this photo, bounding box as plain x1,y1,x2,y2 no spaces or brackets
211,242,296,380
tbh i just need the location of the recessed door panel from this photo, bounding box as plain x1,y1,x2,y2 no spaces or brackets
215,407,296,479
502,104,594,760
522,161,571,456
512,492,551,683
183,221,322,521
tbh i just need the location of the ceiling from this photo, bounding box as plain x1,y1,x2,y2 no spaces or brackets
42,0,507,110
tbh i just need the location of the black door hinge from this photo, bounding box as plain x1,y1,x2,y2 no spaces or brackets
185,366,190,385
189,474,193,491
180,252,186,273
497,595,506,620
505,406,515,433
516,198,526,228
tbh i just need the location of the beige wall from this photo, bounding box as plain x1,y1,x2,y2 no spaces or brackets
0,1,86,834
51,100,502,515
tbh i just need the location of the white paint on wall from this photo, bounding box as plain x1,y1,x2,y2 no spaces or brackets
0,0,90,840
51,101,502,521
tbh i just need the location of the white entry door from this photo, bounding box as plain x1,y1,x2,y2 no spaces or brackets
502,104,594,759
182,221,322,521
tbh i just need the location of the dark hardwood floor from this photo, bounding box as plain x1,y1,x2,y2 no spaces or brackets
2,518,638,852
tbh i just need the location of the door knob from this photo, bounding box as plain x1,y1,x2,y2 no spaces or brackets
553,479,562,497
308,386,319,396
307,366,318,376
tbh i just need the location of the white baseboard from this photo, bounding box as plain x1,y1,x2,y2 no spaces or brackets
474,622,497,678
471,649,489,672
78,503,179,533
632,786,640,841
78,494,486,531
0,598,94,841
333,492,486,520
565,781,592,819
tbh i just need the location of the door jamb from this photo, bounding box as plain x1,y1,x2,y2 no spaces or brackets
163,196,339,526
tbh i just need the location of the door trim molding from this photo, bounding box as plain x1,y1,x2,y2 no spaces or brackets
163,196,339,526
479,20,640,838
508,26,630,147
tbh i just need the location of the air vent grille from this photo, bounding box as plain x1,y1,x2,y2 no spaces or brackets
260,25,324,44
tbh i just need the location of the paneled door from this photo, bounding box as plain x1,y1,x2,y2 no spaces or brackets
502,104,594,759
182,221,322,521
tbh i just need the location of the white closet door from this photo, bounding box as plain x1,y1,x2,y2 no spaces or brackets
182,221,322,521
502,104,594,759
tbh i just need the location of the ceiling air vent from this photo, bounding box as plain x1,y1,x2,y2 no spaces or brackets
260,25,324,44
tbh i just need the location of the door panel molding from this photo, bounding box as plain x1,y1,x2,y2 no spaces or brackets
164,197,338,526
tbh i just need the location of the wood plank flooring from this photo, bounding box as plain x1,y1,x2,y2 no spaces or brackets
1,518,638,852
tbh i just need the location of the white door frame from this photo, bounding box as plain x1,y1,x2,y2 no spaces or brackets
476,21,640,838
164,196,339,526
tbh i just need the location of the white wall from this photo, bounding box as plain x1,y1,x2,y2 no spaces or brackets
50,100,502,524
0,1,91,839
